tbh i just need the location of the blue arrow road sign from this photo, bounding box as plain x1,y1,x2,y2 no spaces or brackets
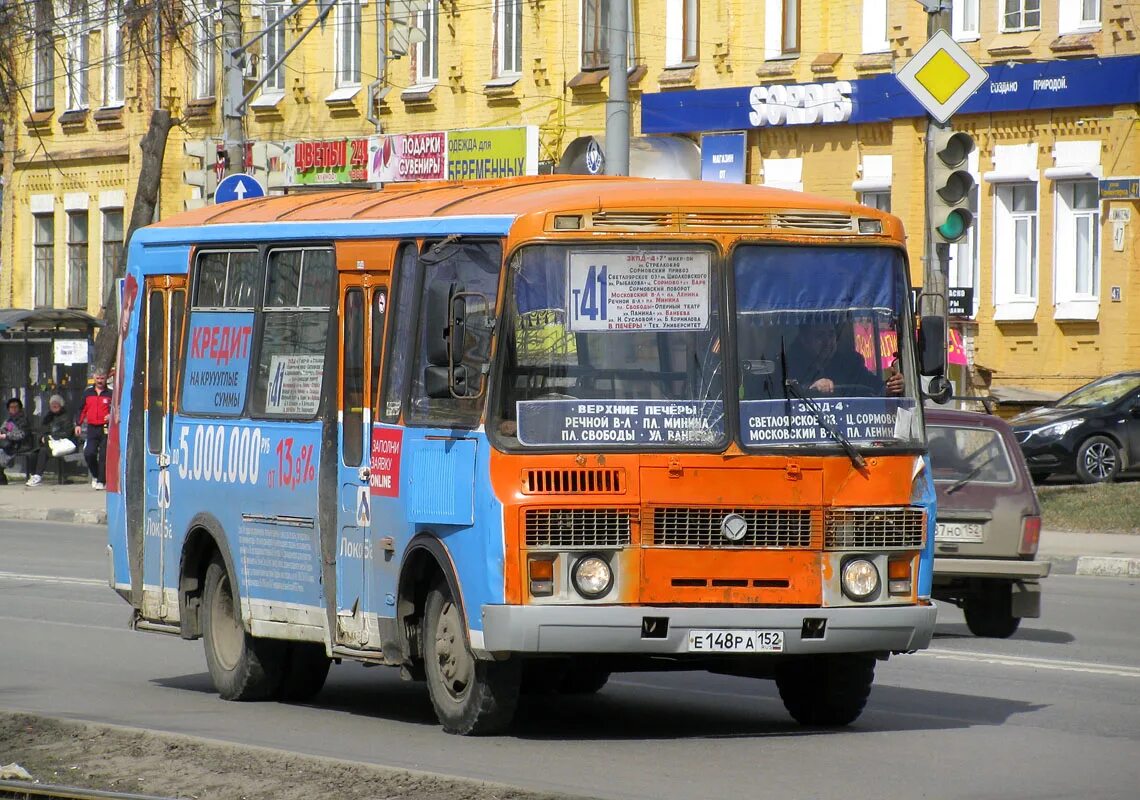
215,173,265,203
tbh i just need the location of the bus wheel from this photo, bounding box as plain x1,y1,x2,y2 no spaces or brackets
202,557,284,701
423,584,520,735
279,643,331,702
776,654,875,726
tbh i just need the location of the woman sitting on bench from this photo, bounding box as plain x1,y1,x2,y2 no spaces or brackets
25,395,77,487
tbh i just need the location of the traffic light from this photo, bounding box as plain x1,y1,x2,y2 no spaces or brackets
929,127,975,243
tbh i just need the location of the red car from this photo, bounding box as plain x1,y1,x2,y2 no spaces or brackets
926,408,1051,638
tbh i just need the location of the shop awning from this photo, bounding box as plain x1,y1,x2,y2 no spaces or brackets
557,135,701,180
0,308,103,334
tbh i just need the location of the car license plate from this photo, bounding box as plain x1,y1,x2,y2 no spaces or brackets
687,629,784,653
935,522,984,542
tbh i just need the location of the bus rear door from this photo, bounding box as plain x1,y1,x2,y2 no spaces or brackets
335,273,387,649
142,275,185,621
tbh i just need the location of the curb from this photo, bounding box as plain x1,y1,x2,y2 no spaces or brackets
1074,556,1140,578
0,507,107,525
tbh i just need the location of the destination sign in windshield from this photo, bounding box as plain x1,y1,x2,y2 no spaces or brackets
741,397,918,446
517,400,724,447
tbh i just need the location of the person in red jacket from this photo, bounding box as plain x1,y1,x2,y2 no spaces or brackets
75,370,112,490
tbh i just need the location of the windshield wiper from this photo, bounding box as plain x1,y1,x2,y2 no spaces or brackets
946,452,999,494
784,379,866,470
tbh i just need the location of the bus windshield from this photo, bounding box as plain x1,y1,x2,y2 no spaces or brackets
734,244,922,449
496,243,726,449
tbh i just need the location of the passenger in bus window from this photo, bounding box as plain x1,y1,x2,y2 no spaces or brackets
786,323,903,397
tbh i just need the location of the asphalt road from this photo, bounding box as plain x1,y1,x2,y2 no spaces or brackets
1,519,1138,800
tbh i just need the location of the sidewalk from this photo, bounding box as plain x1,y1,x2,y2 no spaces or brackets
1,478,1138,578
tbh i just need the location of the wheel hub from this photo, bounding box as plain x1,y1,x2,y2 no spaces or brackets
434,600,473,701
209,573,244,671
1085,442,1116,480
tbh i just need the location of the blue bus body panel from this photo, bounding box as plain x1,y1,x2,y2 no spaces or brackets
917,455,936,598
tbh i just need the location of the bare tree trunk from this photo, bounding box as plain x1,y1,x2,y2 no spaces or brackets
92,108,173,372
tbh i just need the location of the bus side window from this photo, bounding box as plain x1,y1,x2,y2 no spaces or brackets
343,288,365,466
379,243,419,424
370,288,387,412
146,292,165,453
409,240,502,428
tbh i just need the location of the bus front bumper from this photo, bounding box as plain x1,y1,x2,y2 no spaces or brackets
477,603,936,657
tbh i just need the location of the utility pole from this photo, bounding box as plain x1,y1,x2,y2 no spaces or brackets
605,0,630,176
221,0,245,176
922,2,952,316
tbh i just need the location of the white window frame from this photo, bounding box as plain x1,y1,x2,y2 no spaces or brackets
951,0,980,41
33,3,55,111
31,198,56,309
992,183,1039,317
764,0,799,59
494,0,523,77
99,195,125,304
65,0,91,110
1059,0,1100,34
261,0,288,95
581,0,636,71
1053,180,1100,315
414,0,438,84
102,0,125,107
190,0,217,100
66,207,90,309
999,0,1041,33
336,0,362,87
665,0,699,66
861,0,889,54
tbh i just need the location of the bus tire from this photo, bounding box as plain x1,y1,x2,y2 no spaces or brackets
776,654,875,726
278,643,332,702
202,557,284,701
423,584,520,735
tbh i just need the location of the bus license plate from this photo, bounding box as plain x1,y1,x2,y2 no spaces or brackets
936,522,984,542
687,629,784,653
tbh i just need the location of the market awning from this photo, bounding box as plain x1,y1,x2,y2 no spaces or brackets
0,308,103,334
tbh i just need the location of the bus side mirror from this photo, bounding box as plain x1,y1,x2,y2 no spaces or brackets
917,315,945,377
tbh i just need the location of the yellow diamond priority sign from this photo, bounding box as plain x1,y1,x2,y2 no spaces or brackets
897,30,988,123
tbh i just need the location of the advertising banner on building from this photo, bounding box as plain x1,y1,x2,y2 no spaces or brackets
367,132,448,182
447,126,539,181
700,132,747,183
285,138,370,185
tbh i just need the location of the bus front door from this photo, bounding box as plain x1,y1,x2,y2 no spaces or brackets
334,280,388,649
141,276,185,621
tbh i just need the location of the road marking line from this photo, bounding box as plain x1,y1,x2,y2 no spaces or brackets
920,648,1140,678
0,571,105,587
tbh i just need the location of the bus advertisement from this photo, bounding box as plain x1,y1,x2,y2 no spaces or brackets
107,176,942,735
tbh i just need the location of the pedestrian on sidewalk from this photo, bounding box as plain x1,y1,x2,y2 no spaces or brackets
25,395,78,487
75,370,112,491
0,397,31,485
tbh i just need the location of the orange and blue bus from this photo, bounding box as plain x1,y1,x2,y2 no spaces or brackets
107,175,939,734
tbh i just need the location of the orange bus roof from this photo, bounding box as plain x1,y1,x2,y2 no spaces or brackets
156,175,895,229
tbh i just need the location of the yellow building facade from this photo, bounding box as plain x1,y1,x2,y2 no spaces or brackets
2,0,1138,400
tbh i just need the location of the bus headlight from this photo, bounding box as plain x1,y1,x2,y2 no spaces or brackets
572,555,613,599
841,558,880,601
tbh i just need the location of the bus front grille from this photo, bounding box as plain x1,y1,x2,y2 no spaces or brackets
824,507,926,550
522,468,625,495
646,507,816,548
524,508,634,548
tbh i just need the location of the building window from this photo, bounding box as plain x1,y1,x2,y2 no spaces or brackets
860,191,891,212
950,184,980,317
262,1,287,92
952,0,979,39
1059,0,1100,32
581,0,636,70
65,0,91,110
34,214,55,308
996,183,1038,300
102,208,124,302
67,211,89,309
495,0,522,76
1055,180,1100,299
665,0,699,65
861,0,888,54
103,0,125,106
34,3,55,112
414,0,438,83
1000,0,1040,32
764,0,799,59
191,0,216,99
337,0,362,86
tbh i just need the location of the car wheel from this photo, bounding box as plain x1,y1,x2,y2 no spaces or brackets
1076,436,1120,484
776,654,875,726
423,584,521,735
963,581,1021,639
